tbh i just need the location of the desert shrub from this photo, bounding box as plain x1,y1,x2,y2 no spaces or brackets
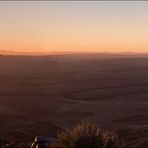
50,121,118,148
103,131,118,148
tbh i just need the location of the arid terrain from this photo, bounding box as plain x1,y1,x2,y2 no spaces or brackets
0,54,147,147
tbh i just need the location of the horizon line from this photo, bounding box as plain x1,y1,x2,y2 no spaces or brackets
1,51,148,56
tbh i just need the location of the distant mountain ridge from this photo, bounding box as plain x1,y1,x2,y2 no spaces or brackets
0,49,48,55
1,49,148,56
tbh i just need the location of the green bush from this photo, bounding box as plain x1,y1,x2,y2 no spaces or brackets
51,121,118,148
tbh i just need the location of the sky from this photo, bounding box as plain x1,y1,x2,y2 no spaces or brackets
0,1,148,54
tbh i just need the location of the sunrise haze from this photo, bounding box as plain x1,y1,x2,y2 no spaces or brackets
0,1,148,54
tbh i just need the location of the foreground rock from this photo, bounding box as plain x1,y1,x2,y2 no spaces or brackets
31,136,57,148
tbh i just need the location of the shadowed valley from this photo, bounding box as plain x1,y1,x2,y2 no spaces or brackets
0,54,147,147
